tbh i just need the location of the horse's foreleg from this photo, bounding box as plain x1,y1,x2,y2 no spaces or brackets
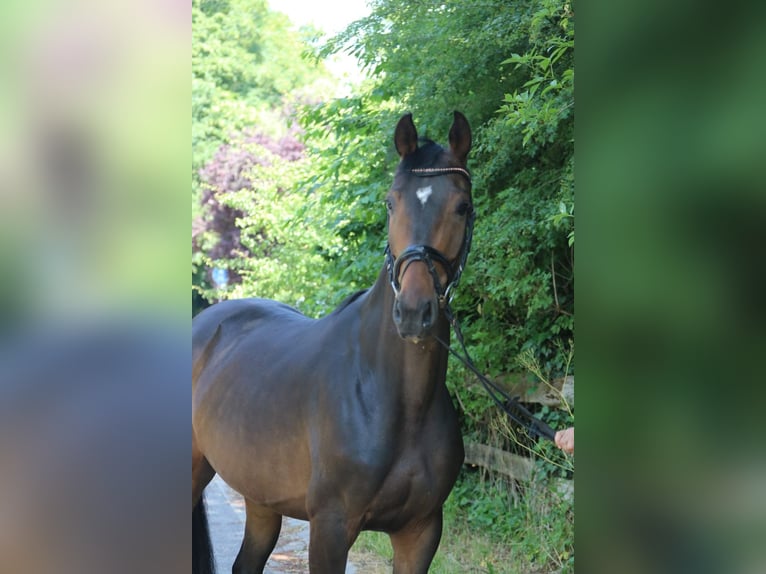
307,510,359,574
232,501,282,574
389,510,443,574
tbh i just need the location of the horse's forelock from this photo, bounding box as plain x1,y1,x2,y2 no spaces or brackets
398,140,446,173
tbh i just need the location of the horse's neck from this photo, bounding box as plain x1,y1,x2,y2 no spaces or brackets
360,268,450,416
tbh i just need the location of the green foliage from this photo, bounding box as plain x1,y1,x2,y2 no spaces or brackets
450,472,518,541
192,0,335,312
302,0,576,379
298,96,403,295
502,474,574,573
192,0,331,172
324,0,536,125
353,469,574,573
453,0,574,379
500,0,574,148
218,145,345,316
449,470,574,571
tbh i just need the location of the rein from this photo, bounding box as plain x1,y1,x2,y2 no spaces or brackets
435,305,557,442
386,165,556,442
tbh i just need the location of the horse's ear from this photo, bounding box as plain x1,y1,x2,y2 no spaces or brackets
394,113,419,158
448,111,472,165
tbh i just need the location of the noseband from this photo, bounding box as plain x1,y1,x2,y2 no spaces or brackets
385,167,475,307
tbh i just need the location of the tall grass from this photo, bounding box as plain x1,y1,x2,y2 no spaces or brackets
350,468,574,573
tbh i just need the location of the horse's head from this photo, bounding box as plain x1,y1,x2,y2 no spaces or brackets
386,111,474,342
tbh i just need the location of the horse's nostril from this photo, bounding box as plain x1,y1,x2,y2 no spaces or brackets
393,301,402,323
421,300,433,328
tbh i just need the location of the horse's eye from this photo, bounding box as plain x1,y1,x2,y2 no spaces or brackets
456,202,472,216
385,199,393,212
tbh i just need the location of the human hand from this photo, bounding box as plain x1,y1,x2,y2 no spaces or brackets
555,427,574,454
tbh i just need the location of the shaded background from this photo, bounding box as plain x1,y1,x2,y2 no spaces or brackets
578,0,766,572
0,1,189,573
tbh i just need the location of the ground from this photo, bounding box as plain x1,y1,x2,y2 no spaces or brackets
205,475,389,573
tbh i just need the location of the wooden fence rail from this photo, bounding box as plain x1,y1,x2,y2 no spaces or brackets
460,376,574,499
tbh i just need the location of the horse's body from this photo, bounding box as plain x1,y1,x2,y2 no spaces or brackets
193,112,473,574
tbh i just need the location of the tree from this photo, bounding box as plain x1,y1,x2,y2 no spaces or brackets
192,0,333,313
306,0,574,378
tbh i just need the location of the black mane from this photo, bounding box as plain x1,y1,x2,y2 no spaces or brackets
329,289,368,316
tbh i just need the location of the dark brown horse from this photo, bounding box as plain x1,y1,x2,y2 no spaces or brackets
192,112,474,574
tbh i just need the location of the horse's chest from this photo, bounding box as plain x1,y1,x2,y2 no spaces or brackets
365,442,456,531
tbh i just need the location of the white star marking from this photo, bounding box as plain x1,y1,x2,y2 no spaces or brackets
416,186,432,207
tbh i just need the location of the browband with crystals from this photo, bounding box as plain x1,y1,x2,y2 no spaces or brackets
410,166,472,183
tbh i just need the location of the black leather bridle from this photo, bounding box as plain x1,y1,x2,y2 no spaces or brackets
384,167,475,307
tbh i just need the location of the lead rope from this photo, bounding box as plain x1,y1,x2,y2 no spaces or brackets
435,304,557,442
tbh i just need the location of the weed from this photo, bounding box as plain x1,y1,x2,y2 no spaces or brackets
351,469,573,573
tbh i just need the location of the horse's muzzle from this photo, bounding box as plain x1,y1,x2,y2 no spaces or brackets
393,294,439,341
